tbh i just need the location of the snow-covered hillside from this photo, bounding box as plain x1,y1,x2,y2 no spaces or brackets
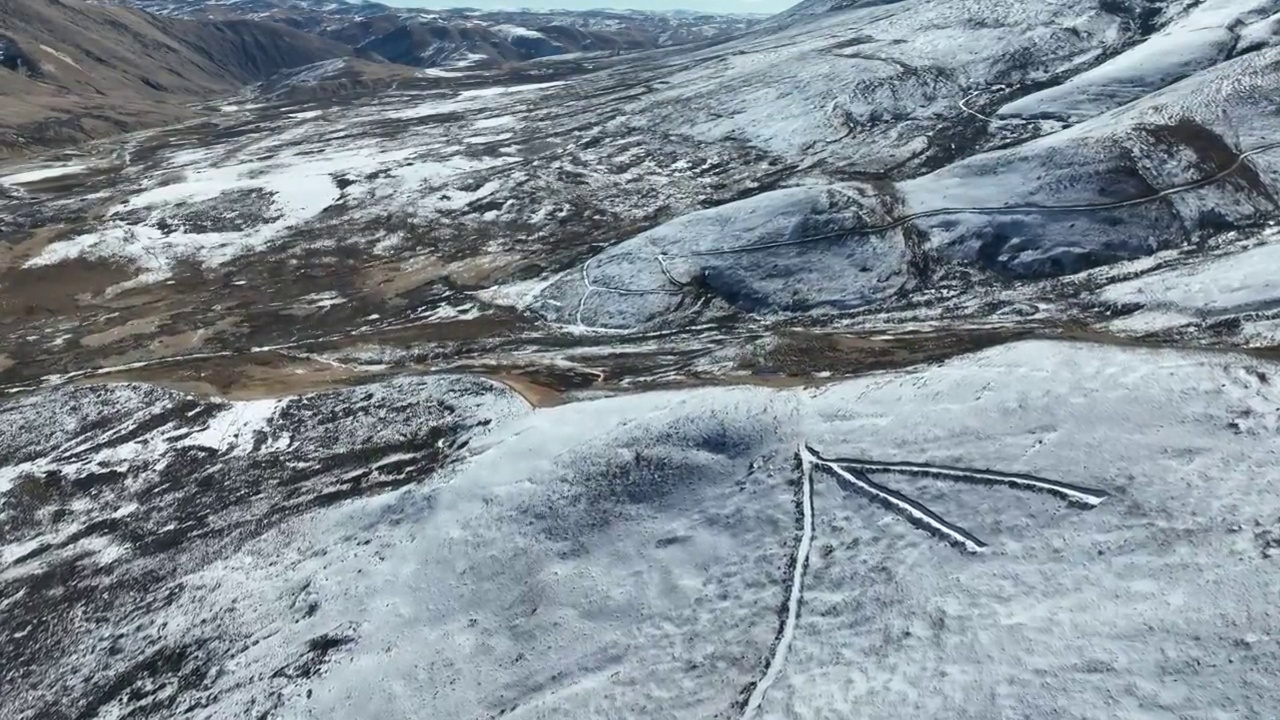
5,2,1280,716
4,341,1279,718
522,0,1280,330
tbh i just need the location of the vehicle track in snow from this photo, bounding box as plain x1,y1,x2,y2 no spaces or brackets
575,251,684,328
736,443,1108,717
816,454,1109,507
738,445,816,720
678,138,1280,259
958,85,1006,122
573,138,1280,320
815,456,988,553
806,444,1108,552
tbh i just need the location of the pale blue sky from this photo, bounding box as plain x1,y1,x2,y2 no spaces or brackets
383,1,795,13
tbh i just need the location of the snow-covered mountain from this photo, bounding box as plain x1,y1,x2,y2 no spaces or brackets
5,0,1280,718
109,0,764,68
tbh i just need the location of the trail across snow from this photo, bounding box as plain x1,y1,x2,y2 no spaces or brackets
957,85,1007,122
739,439,1109,716
815,456,989,553
740,445,816,720
572,138,1280,316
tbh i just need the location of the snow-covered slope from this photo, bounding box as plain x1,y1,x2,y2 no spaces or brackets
902,44,1280,276
9,0,1280,373
999,0,1280,121
530,185,914,331
520,0,1280,330
0,374,530,719
5,341,1279,718
1095,225,1280,344
633,0,1122,161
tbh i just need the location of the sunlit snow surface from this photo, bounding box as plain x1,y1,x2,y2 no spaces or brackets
3,341,1279,718
0,164,90,186
999,0,1280,120
521,0,1280,331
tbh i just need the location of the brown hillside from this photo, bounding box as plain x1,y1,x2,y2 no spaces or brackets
0,0,355,154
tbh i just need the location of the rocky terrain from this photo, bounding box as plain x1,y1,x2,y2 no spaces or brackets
3,0,1280,718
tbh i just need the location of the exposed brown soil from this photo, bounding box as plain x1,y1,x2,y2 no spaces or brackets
0,255,136,318
740,326,1038,377
83,351,568,405
79,316,166,348
19,321,1276,409
84,351,374,400
446,252,526,286
359,257,449,301
0,225,73,271
95,315,245,360
358,252,527,301
490,373,566,408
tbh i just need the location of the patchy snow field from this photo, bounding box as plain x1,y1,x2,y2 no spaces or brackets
998,0,1280,120
509,0,1280,331
1,163,90,186
6,2,1280,713
19,81,577,282
9,0,1280,351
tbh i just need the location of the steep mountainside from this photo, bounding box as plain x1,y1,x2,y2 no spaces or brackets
355,19,652,68
0,0,354,152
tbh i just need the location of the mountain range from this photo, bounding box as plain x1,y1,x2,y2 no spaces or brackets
117,0,763,67
0,0,365,152
0,0,759,152
5,0,1280,718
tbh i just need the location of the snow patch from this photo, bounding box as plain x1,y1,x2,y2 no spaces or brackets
1,165,89,185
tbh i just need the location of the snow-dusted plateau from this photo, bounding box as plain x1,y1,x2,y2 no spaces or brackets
3,0,1280,718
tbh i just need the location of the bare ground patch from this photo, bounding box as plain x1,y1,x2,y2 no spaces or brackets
84,352,376,400
489,373,565,408
738,327,1037,377
358,252,527,301
0,225,74,271
0,255,136,319
95,315,244,361
79,315,166,348
358,256,448,301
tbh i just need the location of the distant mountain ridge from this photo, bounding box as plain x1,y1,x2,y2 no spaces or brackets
110,0,765,68
0,0,761,153
0,0,356,153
